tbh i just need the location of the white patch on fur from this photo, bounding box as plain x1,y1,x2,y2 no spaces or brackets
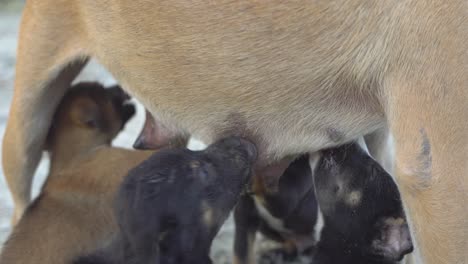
314,207,325,243
253,197,291,234
187,137,207,150
308,152,322,179
309,151,325,243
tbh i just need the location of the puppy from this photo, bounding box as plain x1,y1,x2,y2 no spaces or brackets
234,143,413,264
74,137,257,264
233,155,317,264
0,82,152,264
311,144,413,263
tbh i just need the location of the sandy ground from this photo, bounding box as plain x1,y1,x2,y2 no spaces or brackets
0,10,309,264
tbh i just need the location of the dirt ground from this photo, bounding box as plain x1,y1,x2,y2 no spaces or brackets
0,6,309,264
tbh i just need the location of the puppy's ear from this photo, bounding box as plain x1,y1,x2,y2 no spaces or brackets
70,98,103,129
367,217,413,261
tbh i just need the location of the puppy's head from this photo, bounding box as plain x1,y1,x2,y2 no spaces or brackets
310,143,413,262
175,136,258,231
118,137,257,261
178,137,257,250
47,82,135,147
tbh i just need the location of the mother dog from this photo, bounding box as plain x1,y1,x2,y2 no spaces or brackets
2,1,466,263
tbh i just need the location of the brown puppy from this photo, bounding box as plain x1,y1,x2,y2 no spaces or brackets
0,82,152,264
2,1,467,263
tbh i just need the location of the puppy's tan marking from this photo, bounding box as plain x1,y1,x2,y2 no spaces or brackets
190,160,201,169
345,190,362,207
202,200,215,228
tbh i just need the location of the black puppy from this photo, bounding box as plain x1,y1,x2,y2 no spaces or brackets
310,143,413,264
233,143,413,264
74,137,257,264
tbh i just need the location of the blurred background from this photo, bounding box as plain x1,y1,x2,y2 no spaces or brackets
0,0,26,242
0,2,305,263
0,0,23,11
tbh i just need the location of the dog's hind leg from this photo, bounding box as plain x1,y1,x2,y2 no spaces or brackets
387,58,468,264
2,1,89,225
383,3,468,261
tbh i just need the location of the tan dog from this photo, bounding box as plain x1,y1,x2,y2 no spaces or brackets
0,82,152,264
2,1,467,263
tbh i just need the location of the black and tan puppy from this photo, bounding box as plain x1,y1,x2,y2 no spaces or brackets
234,143,412,264
310,144,413,264
0,82,152,264
74,137,257,264
233,155,318,264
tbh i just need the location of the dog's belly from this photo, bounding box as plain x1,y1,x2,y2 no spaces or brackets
84,0,390,160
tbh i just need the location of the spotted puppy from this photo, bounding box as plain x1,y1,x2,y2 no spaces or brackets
74,137,257,264
233,143,413,264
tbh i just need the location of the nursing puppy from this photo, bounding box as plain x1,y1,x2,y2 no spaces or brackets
0,82,152,264
234,143,412,264
74,137,257,264
310,144,413,264
234,155,317,264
